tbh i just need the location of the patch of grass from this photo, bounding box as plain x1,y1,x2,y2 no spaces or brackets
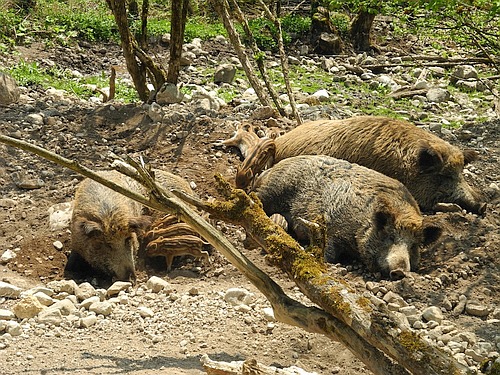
5,59,139,102
184,17,226,41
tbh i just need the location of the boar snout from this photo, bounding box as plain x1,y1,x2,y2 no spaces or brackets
384,243,412,280
454,181,487,215
458,199,487,216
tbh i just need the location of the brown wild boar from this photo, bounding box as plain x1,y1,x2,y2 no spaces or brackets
273,116,486,215
254,155,442,279
66,169,193,283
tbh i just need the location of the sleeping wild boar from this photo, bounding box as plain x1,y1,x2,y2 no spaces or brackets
66,169,192,283
254,155,442,279
273,116,486,215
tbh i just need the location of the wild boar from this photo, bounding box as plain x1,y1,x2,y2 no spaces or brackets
254,155,442,279
66,169,193,282
273,116,486,215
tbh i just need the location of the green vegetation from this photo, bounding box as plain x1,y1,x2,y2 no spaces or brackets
6,59,139,102
246,14,311,51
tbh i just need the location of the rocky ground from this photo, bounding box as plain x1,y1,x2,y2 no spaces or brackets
0,22,499,375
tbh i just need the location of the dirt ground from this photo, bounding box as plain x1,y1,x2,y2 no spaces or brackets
0,40,499,374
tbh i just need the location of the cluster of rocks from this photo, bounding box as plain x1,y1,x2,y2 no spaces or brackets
0,277,276,351
362,280,500,369
1,272,498,372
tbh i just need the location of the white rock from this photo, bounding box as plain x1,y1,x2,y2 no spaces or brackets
79,315,97,328
0,281,23,298
224,288,255,306
5,321,23,336
382,291,407,307
0,309,16,320
48,202,74,231
156,83,184,104
32,292,54,307
147,102,163,122
12,295,45,319
146,276,172,293
37,308,63,326
262,307,275,322
422,306,443,323
107,281,132,297
399,306,418,316
75,282,96,301
453,65,478,80
465,300,491,317
0,249,17,264
311,89,330,102
426,87,451,103
89,301,113,316
46,280,78,294
80,296,100,309
52,241,63,250
51,299,77,316
137,306,154,318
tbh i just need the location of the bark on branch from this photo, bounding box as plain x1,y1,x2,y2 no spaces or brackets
0,134,469,375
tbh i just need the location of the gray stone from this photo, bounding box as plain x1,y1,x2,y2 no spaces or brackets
214,64,236,84
382,291,407,308
80,315,97,328
47,202,73,231
224,288,255,306
465,300,491,317
422,306,444,323
80,296,100,309
5,321,23,336
146,276,172,293
0,249,17,264
156,83,184,104
26,113,44,125
399,306,418,316
311,89,330,102
37,308,63,326
0,72,20,105
0,309,16,320
52,241,63,250
0,198,16,208
107,281,132,297
147,102,163,122
137,306,154,318
426,87,451,103
51,299,77,316
75,282,96,301
32,292,54,307
89,301,113,316
453,65,478,80
46,280,78,294
12,295,45,319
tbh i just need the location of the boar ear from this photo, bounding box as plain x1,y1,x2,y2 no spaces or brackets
128,216,153,235
462,149,479,165
418,145,444,173
77,218,103,237
422,224,442,246
374,209,394,232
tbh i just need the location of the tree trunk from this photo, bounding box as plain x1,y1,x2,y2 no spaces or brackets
106,0,149,101
167,0,189,84
210,0,273,108
351,10,376,52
